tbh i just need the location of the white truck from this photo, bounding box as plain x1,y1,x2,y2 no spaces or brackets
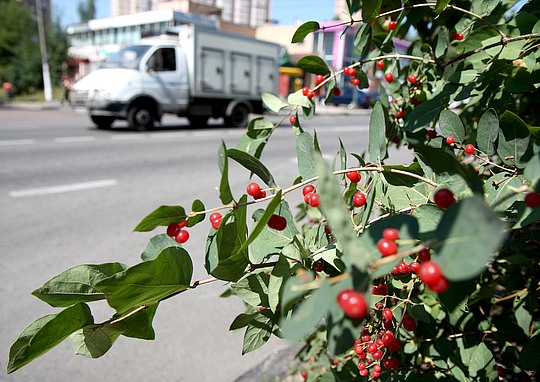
70,24,280,130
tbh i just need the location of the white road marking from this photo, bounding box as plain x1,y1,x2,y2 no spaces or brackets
55,136,96,143
111,134,145,140
9,179,118,198
0,139,35,146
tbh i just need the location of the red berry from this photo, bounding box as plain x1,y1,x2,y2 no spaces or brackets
267,214,287,231
418,261,443,287
347,67,357,76
397,261,410,274
382,228,399,241
384,357,399,370
377,238,398,257
336,289,368,319
359,369,369,377
389,20,397,30
382,331,394,346
346,171,361,183
429,275,449,293
376,60,385,69
290,115,297,125
372,284,387,296
452,32,464,41
307,192,321,207
407,75,417,84
166,223,180,238
301,371,307,379
410,97,422,105
372,349,383,360
402,315,417,331
446,135,455,145
409,261,421,273
314,260,325,272
524,192,540,208
315,74,325,84
343,66,350,75
301,87,309,96
388,338,401,352
382,308,393,321
302,184,316,195
333,87,341,96
210,212,222,230
352,192,367,207
396,110,404,119
434,188,455,209
306,90,315,99
418,248,431,262
254,189,267,200
175,229,189,244
246,182,261,197
385,72,394,83
350,77,360,86
465,143,475,155
426,129,437,139
366,342,377,354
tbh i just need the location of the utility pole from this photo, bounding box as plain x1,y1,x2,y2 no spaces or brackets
36,0,53,102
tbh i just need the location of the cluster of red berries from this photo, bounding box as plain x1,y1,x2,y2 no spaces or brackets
343,66,360,86
301,86,315,99
377,228,399,257
246,182,267,200
166,220,189,244
303,184,321,208
209,212,222,230
418,260,449,293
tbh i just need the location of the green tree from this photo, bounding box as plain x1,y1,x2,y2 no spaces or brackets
77,0,95,23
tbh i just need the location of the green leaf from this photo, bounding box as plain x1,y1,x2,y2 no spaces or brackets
218,140,234,204
497,111,533,169
133,205,186,232
141,234,182,261
187,199,205,227
520,334,540,372
514,297,532,338
262,92,289,113
120,303,158,340
96,247,193,313
231,273,270,307
296,55,330,76
242,313,273,354
281,279,333,341
369,102,387,163
439,110,465,143
32,263,127,307
296,132,319,181
485,173,524,212
435,196,507,281
353,23,373,59
205,196,249,282
413,204,444,240
449,70,477,84
288,88,312,108
236,117,274,158
69,325,124,358
227,148,277,188
362,0,382,24
7,303,94,374
404,99,442,132
314,153,373,270
249,201,299,264
230,312,258,331
414,145,484,194
477,109,499,156
434,0,450,14
468,343,498,380
292,21,320,43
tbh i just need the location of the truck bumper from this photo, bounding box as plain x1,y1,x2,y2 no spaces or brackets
71,100,128,118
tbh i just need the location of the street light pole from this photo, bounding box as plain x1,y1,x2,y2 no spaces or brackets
36,0,53,102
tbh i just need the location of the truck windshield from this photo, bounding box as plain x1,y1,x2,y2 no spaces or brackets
101,45,151,69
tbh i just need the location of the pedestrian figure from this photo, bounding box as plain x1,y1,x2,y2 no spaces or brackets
61,76,72,105
2,81,13,102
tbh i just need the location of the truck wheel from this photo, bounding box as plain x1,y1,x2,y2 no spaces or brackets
128,103,155,131
225,104,249,127
91,116,115,130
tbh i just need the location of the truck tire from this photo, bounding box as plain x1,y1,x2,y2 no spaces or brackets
225,104,249,127
128,103,155,131
91,116,115,130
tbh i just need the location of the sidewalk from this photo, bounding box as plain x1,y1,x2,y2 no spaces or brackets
0,100,62,110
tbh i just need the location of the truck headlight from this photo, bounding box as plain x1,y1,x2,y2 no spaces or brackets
94,90,111,100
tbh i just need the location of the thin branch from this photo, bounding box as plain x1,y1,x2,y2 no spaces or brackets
446,4,506,38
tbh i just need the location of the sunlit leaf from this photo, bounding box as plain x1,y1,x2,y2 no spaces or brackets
296,55,330,75
134,205,186,232
227,148,277,188
369,102,387,163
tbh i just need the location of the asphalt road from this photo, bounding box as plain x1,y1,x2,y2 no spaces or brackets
0,105,411,382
